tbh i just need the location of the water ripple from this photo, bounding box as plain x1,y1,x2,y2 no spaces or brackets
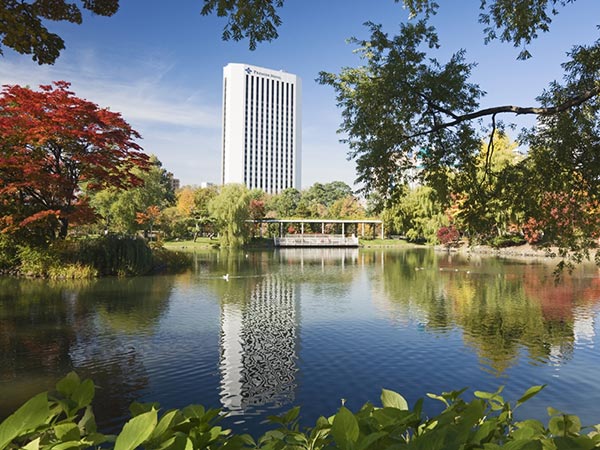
3,250,600,433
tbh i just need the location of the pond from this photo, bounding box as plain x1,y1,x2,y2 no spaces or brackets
1,248,600,435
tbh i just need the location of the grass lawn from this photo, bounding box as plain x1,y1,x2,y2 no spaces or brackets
162,238,218,250
162,237,275,251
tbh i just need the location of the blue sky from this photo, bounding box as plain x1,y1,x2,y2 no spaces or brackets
1,0,599,189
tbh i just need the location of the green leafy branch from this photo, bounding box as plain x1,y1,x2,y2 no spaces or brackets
3,374,600,450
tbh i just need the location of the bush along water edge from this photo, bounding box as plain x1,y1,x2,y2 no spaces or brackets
0,235,192,278
2,373,600,450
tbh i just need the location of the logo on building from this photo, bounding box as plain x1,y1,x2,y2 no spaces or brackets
244,66,283,80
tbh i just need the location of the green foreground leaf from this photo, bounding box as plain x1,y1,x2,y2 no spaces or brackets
114,409,158,450
0,392,49,450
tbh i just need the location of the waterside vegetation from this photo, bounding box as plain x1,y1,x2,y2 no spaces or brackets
1,82,598,278
3,1,600,268
2,372,600,450
0,234,189,279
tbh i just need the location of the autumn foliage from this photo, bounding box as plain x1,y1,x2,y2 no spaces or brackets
0,81,148,240
522,189,600,245
437,225,460,247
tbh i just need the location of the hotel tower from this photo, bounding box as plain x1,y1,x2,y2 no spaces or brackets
221,63,302,194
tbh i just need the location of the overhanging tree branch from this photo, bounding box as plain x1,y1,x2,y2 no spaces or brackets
417,92,461,120
408,85,600,140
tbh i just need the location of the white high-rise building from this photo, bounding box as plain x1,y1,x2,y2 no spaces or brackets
221,63,301,194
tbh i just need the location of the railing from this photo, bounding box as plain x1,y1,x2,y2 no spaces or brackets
274,235,359,247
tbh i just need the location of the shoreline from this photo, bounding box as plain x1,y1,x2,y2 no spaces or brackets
436,242,599,264
162,239,599,266
443,243,555,258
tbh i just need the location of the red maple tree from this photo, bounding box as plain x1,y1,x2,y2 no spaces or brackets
0,81,148,240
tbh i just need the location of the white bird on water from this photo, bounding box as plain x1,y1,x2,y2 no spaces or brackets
222,274,229,281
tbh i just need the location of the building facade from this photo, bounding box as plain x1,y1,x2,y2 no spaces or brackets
221,63,301,194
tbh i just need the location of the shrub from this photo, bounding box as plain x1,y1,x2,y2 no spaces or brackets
437,225,460,247
77,235,154,276
151,245,192,273
523,217,545,244
489,234,527,249
14,244,98,279
3,374,600,450
16,245,57,277
47,263,98,279
0,234,19,272
1,234,192,278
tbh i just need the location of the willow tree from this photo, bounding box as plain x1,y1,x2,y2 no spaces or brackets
208,184,252,248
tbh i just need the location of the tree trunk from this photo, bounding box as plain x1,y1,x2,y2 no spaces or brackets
58,217,69,239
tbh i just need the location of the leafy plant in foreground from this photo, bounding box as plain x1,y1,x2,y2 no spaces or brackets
2,374,600,450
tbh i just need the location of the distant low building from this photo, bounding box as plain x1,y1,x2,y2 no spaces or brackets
170,176,180,191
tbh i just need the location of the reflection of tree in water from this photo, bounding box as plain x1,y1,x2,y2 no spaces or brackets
192,250,275,281
68,276,174,430
0,278,77,417
76,277,173,334
373,249,453,331
521,266,600,321
0,276,175,430
375,251,600,374
446,273,572,373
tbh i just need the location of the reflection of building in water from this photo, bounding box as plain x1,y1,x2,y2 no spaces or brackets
548,341,574,366
547,312,595,365
277,247,359,271
219,275,299,413
574,313,595,346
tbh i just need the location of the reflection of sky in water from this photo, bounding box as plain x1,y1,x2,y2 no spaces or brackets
1,248,600,435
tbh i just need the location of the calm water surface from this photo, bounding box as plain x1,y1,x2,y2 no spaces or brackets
1,248,600,434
